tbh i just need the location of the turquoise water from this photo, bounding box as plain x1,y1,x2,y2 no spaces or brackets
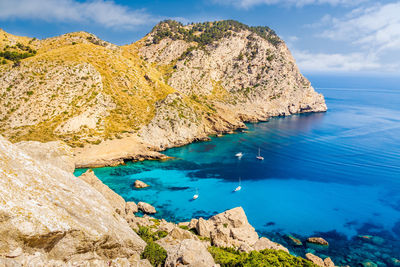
75,75,400,265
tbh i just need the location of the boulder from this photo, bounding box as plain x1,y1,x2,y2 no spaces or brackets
125,201,138,215
196,207,259,249
164,239,216,267
188,218,198,229
305,253,324,266
78,169,126,215
138,202,157,214
252,237,289,253
307,237,329,251
0,136,146,261
15,140,75,173
324,257,335,267
307,237,329,246
134,180,149,188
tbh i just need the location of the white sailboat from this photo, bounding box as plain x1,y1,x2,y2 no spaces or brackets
193,188,199,200
256,148,264,160
235,152,243,158
234,177,242,192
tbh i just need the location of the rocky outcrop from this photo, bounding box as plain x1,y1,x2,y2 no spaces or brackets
305,253,335,267
0,136,146,263
15,140,75,173
125,201,138,215
134,179,150,188
164,239,216,267
194,207,289,253
78,169,126,215
138,201,157,214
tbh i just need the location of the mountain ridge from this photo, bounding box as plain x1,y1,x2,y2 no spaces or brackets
0,20,327,167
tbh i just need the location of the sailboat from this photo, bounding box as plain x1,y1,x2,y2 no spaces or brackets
193,188,199,200
235,152,243,158
256,148,264,160
234,177,242,192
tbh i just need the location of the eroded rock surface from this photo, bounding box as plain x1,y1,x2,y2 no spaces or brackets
0,136,146,263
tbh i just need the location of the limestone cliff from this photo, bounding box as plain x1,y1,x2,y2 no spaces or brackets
0,136,146,263
0,20,326,165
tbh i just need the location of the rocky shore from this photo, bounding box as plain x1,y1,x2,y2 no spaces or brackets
0,136,332,266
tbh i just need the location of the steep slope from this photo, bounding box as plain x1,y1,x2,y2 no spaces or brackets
135,20,326,149
0,21,326,165
0,136,146,262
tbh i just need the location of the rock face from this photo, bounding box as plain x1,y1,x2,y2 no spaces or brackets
0,136,146,262
138,201,157,214
78,169,126,215
164,239,216,267
134,179,150,188
0,20,326,166
15,140,75,173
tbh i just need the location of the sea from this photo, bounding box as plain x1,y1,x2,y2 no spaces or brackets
75,74,400,266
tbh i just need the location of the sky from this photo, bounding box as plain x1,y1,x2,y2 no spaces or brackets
0,0,399,76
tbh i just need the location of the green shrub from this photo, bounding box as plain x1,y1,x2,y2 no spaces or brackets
141,242,167,267
208,247,318,267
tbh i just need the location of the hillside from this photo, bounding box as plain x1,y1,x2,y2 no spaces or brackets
0,20,326,166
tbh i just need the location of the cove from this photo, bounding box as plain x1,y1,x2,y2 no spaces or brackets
75,75,400,265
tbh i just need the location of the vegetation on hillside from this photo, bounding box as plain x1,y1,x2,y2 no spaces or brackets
209,246,318,267
0,42,36,65
149,20,281,47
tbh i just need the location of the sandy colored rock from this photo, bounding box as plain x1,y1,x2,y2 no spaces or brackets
125,201,138,215
15,140,75,173
196,207,259,249
324,257,335,267
252,237,289,253
306,253,324,266
164,239,216,267
307,237,329,246
138,202,157,214
0,136,146,261
78,169,126,215
134,179,149,188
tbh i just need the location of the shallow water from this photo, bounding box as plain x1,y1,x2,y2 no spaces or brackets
75,75,400,265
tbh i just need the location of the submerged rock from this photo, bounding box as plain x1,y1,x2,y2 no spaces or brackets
138,201,157,214
134,179,150,188
287,234,303,246
360,260,378,267
307,237,329,251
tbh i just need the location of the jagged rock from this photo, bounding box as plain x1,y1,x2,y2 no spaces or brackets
0,136,146,261
324,257,335,267
196,207,259,249
305,253,324,266
163,239,216,267
125,201,138,215
168,227,199,241
15,140,75,173
78,169,126,215
137,202,157,214
252,237,289,253
188,218,198,229
196,217,212,238
134,180,149,188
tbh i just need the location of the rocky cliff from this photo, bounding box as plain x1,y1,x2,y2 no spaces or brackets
0,20,326,166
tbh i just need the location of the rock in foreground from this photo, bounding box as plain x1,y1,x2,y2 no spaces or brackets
0,136,146,263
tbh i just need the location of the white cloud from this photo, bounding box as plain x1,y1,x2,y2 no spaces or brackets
0,0,157,29
292,50,385,72
293,1,400,73
212,0,367,9
321,2,400,53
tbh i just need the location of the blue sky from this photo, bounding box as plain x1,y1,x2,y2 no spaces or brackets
1,0,399,75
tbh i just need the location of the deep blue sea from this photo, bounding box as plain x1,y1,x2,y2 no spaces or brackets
75,74,400,266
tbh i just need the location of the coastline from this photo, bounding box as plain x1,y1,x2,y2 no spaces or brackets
73,109,327,169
